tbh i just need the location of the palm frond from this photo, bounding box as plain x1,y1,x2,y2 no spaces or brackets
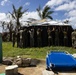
18,6,23,12
12,4,16,15
9,12,16,19
9,4,28,29
46,11,54,15
47,16,53,20
45,11,53,19
17,6,27,18
22,9,28,14
42,6,50,19
37,5,41,11
36,5,42,18
43,6,50,12
38,11,42,18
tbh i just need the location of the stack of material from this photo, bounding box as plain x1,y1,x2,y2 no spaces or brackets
5,65,18,75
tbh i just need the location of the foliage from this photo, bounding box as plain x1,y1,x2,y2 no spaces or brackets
37,5,53,20
9,4,28,29
3,42,76,59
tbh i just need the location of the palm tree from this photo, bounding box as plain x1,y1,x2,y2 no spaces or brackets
9,4,28,31
37,5,53,20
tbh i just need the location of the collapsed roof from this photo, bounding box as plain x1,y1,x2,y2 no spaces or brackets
21,19,71,27
31,19,70,26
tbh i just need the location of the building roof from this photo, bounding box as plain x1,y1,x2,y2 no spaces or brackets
31,19,70,26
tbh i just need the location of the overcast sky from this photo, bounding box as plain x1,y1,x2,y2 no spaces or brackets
0,0,76,30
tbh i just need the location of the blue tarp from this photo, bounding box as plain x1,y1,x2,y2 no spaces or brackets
46,51,76,70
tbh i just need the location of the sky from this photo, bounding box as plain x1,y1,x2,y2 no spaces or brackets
0,0,76,30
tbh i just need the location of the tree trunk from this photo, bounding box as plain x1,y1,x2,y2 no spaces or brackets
17,18,20,30
9,30,12,41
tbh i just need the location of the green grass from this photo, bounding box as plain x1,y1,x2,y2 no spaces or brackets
2,42,76,59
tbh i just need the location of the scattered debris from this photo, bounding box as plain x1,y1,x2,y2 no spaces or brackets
2,57,13,65
2,56,39,67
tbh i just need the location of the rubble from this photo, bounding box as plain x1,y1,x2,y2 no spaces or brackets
2,56,39,67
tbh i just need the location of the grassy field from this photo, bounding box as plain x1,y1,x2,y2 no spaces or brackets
2,42,76,59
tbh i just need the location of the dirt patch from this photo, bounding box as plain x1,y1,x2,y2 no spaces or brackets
0,64,6,73
0,59,46,75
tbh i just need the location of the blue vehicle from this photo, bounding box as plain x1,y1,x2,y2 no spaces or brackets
46,51,76,71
